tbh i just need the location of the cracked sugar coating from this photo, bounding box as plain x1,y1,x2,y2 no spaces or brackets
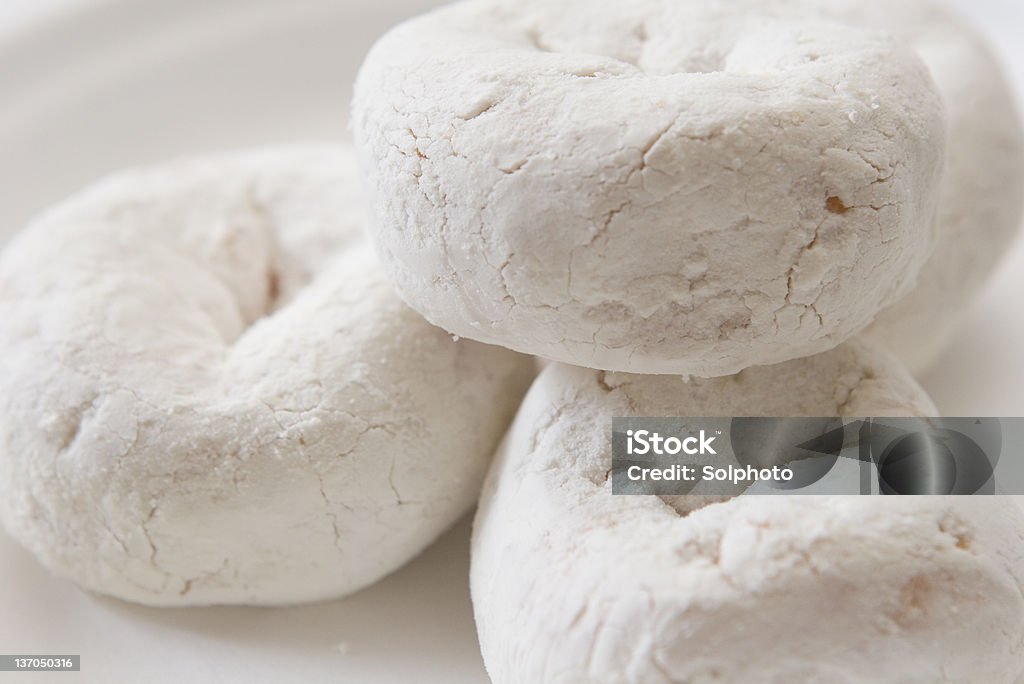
0,146,534,606
831,0,1024,373
352,0,947,376
472,342,1024,683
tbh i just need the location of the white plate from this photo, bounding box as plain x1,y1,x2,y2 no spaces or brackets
0,1,1022,682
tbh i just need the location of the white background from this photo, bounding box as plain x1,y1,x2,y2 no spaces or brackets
0,1,1022,683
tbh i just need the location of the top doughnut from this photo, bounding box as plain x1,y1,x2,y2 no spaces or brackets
352,0,946,376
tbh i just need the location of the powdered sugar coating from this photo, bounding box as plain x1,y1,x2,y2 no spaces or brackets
472,342,1024,682
353,0,946,376
0,146,534,606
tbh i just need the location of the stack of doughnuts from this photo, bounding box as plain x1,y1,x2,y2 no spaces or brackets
350,0,1024,682
0,0,1022,681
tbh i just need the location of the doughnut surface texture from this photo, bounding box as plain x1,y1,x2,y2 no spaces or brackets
353,0,947,376
829,0,1024,372
0,147,534,606
472,342,1024,683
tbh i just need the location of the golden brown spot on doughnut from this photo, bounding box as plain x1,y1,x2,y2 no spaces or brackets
891,575,936,628
265,266,281,314
826,196,850,214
